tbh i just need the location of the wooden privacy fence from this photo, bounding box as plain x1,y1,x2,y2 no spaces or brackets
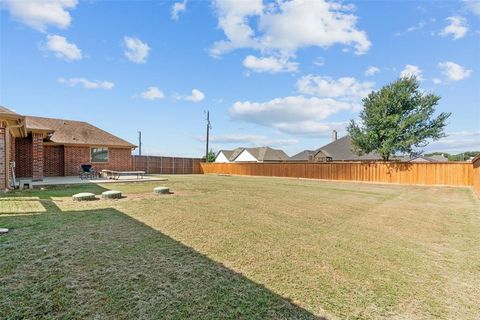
473,156,480,197
133,155,202,174
200,161,474,187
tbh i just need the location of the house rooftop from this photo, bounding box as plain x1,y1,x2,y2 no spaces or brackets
315,136,381,161
289,150,315,161
217,147,245,161
0,106,23,120
25,116,136,148
242,147,289,162
217,146,289,162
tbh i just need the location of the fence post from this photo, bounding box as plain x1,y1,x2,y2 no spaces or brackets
173,157,175,174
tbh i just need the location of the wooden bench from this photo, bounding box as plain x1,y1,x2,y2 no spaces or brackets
101,170,145,180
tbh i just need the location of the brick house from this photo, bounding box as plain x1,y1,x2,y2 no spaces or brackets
1,106,136,190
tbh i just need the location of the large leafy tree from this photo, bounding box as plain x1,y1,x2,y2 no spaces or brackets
347,76,451,160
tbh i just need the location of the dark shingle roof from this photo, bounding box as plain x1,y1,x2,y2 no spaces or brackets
25,116,136,148
289,150,315,161
403,155,449,162
228,147,245,161
314,136,382,161
241,147,289,162
428,155,449,162
216,147,245,161
218,146,289,162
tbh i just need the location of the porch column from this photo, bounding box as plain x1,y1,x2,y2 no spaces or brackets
32,132,44,181
0,124,6,190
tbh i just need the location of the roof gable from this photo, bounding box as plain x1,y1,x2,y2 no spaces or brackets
228,147,247,161
217,146,289,162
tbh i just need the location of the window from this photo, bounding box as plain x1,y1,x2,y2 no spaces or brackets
91,147,109,163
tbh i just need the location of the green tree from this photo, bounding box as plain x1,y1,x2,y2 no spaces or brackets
347,76,451,160
206,149,216,162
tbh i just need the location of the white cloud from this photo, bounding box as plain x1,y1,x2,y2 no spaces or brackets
230,95,355,135
230,73,373,136
209,134,266,144
243,55,298,73
210,0,263,57
395,20,427,36
172,0,187,20
44,34,82,61
2,0,78,32
439,16,468,39
211,0,371,65
273,121,348,136
364,66,380,76
123,36,151,64
185,89,205,102
464,0,480,16
432,78,442,85
400,64,424,80
426,131,480,153
140,86,165,100
58,77,114,90
313,57,325,67
438,61,472,81
204,133,298,147
296,75,374,101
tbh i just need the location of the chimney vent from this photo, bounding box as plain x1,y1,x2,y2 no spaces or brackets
332,130,337,142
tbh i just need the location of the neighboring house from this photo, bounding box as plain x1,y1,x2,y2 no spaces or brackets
215,146,289,163
0,106,136,189
233,147,289,162
288,150,316,162
403,155,449,162
310,134,382,162
214,147,244,163
425,155,449,162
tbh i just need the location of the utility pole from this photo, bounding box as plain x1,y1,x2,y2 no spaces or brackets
138,131,142,156
205,110,211,162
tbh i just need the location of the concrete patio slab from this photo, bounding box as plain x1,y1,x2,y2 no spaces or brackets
20,175,167,187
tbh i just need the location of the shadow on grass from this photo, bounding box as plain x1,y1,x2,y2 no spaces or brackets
0,205,323,319
0,184,111,214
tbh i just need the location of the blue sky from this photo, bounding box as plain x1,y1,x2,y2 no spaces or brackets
1,0,479,157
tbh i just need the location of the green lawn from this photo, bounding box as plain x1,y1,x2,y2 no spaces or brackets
1,175,479,319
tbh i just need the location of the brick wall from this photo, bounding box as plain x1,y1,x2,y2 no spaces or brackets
44,145,64,177
15,142,132,177
0,125,5,190
64,146,132,176
15,137,32,178
32,133,44,181
10,131,15,164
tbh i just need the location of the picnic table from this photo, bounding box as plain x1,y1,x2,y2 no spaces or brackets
101,170,146,180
